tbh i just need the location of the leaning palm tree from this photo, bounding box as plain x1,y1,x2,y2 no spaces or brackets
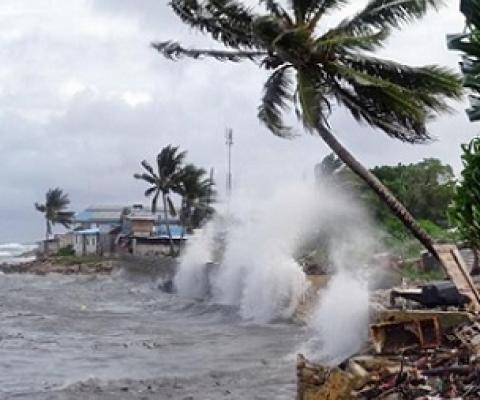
35,188,74,241
134,145,186,255
178,164,215,233
154,0,463,259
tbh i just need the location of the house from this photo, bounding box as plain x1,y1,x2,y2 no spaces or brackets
73,228,100,256
72,203,185,257
74,205,125,232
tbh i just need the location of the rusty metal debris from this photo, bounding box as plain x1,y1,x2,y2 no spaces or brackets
297,245,480,399
370,318,441,354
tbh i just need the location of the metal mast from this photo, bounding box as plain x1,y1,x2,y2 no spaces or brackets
225,129,233,198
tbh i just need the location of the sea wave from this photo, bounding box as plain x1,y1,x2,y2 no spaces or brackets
0,243,37,262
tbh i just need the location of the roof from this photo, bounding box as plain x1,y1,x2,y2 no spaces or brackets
74,228,100,235
74,206,124,223
127,215,157,221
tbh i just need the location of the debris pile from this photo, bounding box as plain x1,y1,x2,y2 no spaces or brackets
297,245,480,399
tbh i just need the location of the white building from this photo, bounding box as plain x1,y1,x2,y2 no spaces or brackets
73,228,100,256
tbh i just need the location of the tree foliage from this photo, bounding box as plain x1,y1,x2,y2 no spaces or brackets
134,145,215,253
177,164,215,232
158,0,463,259
449,137,480,249
157,0,461,141
448,0,480,121
370,159,455,227
35,188,74,239
316,154,456,230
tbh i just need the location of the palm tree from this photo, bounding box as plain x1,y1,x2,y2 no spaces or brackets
448,0,480,121
35,188,74,241
154,0,463,259
134,145,186,255
178,164,215,233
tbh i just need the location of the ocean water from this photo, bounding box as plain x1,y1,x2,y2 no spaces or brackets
0,269,306,399
0,242,37,264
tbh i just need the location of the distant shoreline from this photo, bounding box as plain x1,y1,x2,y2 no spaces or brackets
0,256,114,275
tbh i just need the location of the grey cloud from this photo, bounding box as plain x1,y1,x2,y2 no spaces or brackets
0,0,473,242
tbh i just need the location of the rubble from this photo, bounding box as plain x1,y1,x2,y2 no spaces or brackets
297,245,480,399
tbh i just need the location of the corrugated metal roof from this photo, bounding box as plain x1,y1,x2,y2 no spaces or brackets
74,206,124,223
74,228,100,235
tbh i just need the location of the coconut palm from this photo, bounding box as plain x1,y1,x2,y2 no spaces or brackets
35,188,74,241
448,0,480,121
154,0,463,259
134,145,186,255
178,164,215,233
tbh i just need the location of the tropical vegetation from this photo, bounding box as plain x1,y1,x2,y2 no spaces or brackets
316,154,458,257
155,0,462,260
448,0,480,121
449,138,480,274
34,188,74,241
134,145,215,255
178,164,215,233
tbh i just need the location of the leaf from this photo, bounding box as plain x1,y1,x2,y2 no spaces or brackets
170,0,259,48
335,0,444,36
152,41,267,62
258,66,294,137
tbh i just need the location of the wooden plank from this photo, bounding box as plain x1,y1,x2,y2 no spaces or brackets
434,244,480,313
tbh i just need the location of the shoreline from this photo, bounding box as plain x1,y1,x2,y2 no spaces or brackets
0,255,115,275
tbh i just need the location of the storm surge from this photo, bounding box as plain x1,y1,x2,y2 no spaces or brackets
175,180,381,362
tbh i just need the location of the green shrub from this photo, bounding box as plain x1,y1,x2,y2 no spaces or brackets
56,245,75,257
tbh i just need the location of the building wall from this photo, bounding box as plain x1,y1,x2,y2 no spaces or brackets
130,220,154,237
55,233,73,249
73,234,99,256
73,234,82,256
133,242,171,257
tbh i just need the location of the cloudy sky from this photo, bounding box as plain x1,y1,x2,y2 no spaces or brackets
0,0,472,243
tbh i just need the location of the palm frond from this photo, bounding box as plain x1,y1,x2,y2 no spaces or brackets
170,0,258,48
332,82,431,143
134,173,156,185
260,0,294,26
141,160,157,178
145,187,157,197
35,202,46,213
316,29,389,52
335,0,444,36
258,66,294,137
289,0,347,24
307,0,349,29
339,54,463,98
167,196,177,217
152,41,267,62
333,63,429,120
296,67,331,131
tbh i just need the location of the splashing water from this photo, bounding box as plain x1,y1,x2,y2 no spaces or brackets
175,223,218,299
175,180,381,360
303,271,370,366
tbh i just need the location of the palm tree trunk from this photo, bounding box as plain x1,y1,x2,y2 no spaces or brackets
471,247,480,276
315,124,439,260
46,219,51,242
162,194,176,256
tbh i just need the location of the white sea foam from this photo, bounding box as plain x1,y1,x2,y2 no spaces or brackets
0,242,37,263
177,179,379,323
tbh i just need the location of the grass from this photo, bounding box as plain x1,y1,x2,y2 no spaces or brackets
50,254,108,266
400,262,445,283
